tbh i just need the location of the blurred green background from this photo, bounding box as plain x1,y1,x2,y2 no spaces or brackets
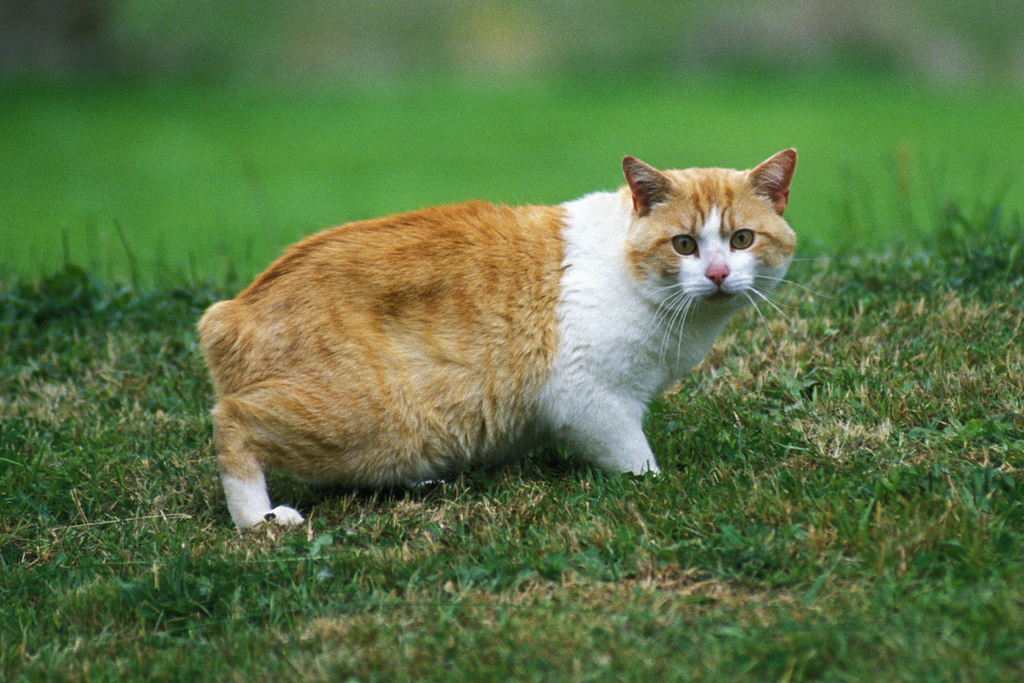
2,0,1023,285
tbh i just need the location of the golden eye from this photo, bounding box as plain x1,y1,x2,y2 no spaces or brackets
671,235,697,256
730,229,755,249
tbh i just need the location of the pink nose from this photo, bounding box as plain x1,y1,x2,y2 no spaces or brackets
705,262,730,287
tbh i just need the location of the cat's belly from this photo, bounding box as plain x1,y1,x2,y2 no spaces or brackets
222,364,552,488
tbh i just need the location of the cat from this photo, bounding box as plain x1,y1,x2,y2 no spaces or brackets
198,150,797,529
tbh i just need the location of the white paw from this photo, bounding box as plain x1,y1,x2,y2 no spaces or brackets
411,478,446,488
264,506,305,526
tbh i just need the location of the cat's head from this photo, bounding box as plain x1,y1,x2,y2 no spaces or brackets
622,150,797,310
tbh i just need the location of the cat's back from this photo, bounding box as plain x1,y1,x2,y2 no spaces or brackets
199,201,566,397
240,201,562,314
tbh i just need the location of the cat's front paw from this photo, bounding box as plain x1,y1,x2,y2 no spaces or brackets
264,506,305,526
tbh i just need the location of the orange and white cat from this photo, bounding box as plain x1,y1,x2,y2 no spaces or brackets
198,151,797,528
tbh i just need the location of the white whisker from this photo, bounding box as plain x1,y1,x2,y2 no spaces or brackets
652,291,695,367
673,296,698,364
743,290,776,346
748,286,794,325
641,287,688,347
657,295,688,366
753,275,828,298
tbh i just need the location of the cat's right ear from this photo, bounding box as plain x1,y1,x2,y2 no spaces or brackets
623,156,671,217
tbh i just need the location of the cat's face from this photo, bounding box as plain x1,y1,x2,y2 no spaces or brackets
623,151,797,310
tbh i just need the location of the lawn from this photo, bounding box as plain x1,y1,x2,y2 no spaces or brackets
2,186,1023,679
2,73,1024,681
2,73,1024,286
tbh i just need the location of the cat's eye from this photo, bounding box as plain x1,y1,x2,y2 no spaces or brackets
730,229,755,250
671,235,697,256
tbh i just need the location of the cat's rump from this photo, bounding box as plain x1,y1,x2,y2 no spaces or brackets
199,201,566,500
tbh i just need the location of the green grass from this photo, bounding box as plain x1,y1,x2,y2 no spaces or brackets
3,73,1024,286
3,71,1024,680
2,196,1023,680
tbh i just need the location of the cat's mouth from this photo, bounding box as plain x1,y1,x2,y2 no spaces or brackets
705,290,735,302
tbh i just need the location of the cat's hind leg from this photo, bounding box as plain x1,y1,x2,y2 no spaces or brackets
211,398,305,529
220,471,304,528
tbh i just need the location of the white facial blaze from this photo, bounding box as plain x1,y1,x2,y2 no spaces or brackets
705,204,722,233
674,205,724,299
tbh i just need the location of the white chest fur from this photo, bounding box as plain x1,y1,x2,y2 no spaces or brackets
536,191,741,475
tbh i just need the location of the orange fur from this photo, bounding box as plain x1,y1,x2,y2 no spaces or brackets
199,202,564,488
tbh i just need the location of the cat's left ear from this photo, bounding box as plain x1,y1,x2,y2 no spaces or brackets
750,149,797,215
623,156,671,217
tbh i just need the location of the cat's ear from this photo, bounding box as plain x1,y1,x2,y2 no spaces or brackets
623,156,671,217
750,149,797,215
